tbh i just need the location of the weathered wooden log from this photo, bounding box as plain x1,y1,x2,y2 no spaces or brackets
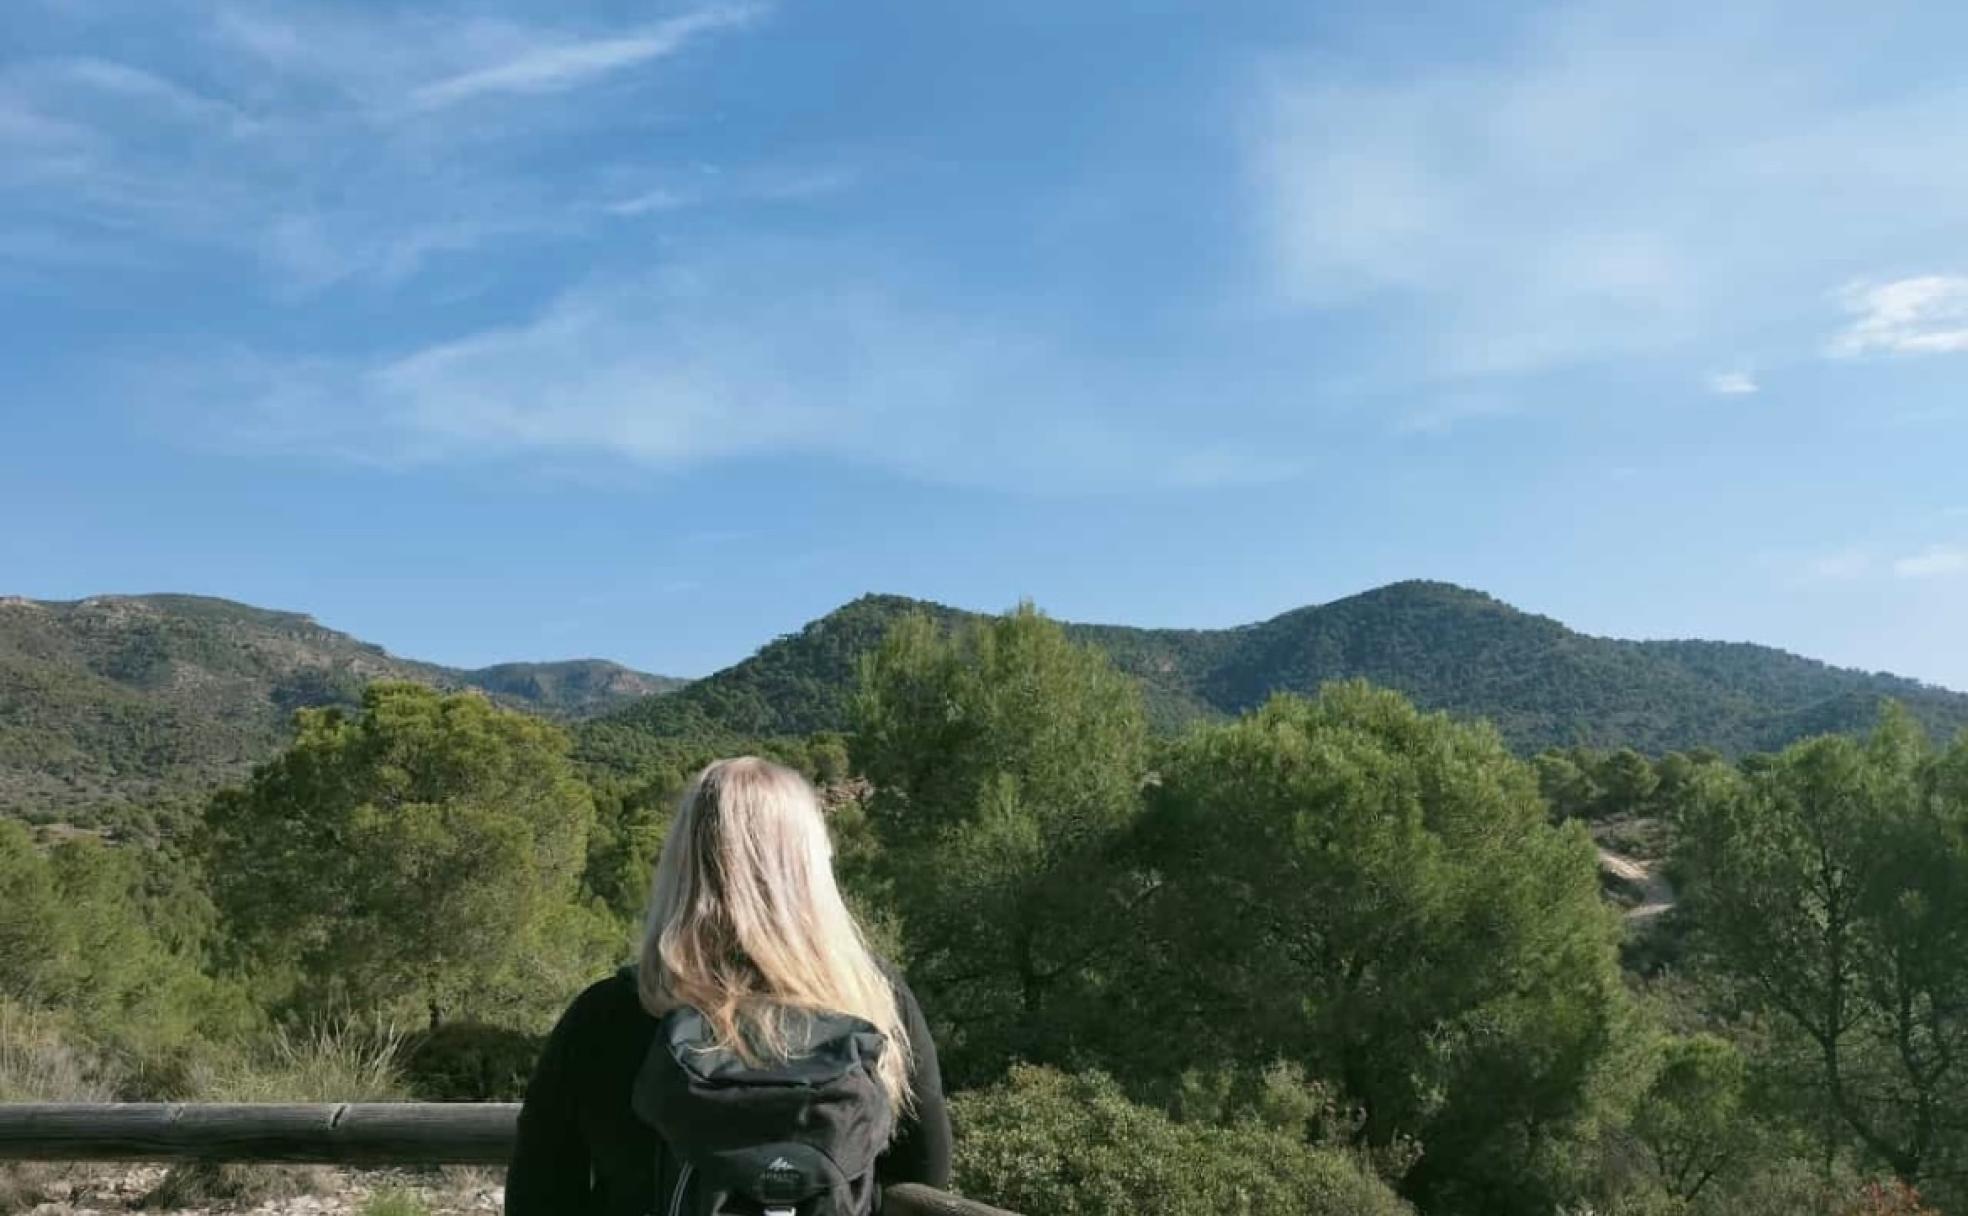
0,1104,1020,1216
0,1103,515,1165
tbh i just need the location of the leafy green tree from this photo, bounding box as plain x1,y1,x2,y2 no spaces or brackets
807,733,852,785
1653,750,1711,806
582,775,678,923
851,606,1149,1081
43,838,249,1045
1537,749,1603,821
1632,1034,1760,1206
0,822,246,1060
0,821,66,1002
1135,683,1630,1214
1598,747,1663,817
952,1065,1411,1216
205,683,616,1027
1675,706,1968,1198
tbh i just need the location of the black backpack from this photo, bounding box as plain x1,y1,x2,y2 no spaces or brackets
631,1003,896,1216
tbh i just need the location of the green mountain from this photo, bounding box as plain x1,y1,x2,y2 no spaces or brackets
9,581,1965,820
458,660,687,717
594,595,973,741
0,594,680,818
590,581,1968,759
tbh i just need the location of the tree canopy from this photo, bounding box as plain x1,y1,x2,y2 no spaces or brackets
1133,683,1630,1213
203,682,619,1026
1675,707,1968,1204
851,606,1149,1081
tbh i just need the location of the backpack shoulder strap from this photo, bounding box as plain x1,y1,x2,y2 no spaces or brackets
650,1134,686,1216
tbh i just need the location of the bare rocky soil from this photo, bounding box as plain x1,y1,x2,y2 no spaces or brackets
1596,846,1675,920
3,1165,500,1215
1590,814,1676,922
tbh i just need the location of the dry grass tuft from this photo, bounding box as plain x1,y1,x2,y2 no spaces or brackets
192,1018,409,1102
0,1001,113,1102
136,1161,331,1211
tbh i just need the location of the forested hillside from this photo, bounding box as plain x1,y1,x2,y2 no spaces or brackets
7,609,1963,1216
9,582,1966,822
590,581,1968,762
0,594,679,818
451,659,686,716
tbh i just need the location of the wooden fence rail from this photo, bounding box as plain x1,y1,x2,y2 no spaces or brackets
0,1103,1017,1216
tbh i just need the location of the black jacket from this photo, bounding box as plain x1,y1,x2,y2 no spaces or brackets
504,967,952,1215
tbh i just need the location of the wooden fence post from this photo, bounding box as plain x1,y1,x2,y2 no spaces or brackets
0,1103,1021,1216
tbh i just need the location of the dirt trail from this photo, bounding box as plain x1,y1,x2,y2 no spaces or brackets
1596,846,1675,921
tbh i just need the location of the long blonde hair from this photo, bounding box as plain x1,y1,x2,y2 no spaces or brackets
638,756,912,1110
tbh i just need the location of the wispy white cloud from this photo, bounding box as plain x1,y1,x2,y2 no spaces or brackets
1705,370,1758,395
604,187,692,217
0,2,769,289
0,101,91,148
1893,545,1967,579
600,162,857,218
1248,3,1968,385
407,5,762,110
30,3,1276,496
741,164,859,201
202,7,595,113
1784,543,1968,584
1394,393,1519,436
1804,548,1873,581
43,56,252,129
600,163,855,219
165,246,1300,493
1828,275,1968,357
257,210,558,293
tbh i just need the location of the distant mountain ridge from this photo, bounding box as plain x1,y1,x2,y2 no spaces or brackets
594,581,1968,759
0,593,682,816
455,659,686,717
6,582,1965,820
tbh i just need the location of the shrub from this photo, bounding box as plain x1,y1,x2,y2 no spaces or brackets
359,1187,433,1216
952,1065,1410,1216
1844,1179,1942,1216
0,1000,110,1102
136,1162,326,1210
401,1020,543,1101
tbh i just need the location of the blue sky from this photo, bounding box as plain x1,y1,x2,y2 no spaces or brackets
3,0,1966,688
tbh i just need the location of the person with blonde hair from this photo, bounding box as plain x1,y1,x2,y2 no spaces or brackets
505,757,950,1215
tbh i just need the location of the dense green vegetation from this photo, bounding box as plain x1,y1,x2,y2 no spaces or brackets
3,600,1965,1214
0,594,680,821
10,583,1966,830
852,608,1152,1077
953,1065,1411,1216
592,582,1968,767
593,595,975,746
1134,688,1626,1214
1673,710,1968,1191
203,687,620,1028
